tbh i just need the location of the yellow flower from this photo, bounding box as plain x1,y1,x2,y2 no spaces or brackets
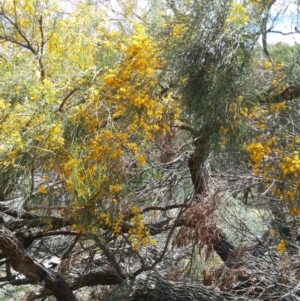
295,136,300,143
277,240,286,254
38,185,47,194
290,206,300,216
109,184,122,193
136,154,146,165
269,229,276,237
263,61,272,69
150,238,157,245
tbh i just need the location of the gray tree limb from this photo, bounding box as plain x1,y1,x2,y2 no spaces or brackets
105,272,260,301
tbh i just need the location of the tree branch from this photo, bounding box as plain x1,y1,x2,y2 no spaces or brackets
104,272,260,301
0,225,77,301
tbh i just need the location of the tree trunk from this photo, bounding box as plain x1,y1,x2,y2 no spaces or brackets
188,126,211,195
105,272,260,301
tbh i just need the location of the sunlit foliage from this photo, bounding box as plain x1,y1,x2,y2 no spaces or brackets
0,0,179,245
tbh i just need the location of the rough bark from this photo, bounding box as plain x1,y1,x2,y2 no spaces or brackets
211,230,235,262
0,225,77,301
186,125,235,262
105,273,260,301
188,131,210,194
68,271,124,288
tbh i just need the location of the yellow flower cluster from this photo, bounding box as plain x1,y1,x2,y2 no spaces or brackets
72,223,85,234
269,229,276,237
277,239,287,254
279,153,300,176
101,24,169,137
0,98,11,110
263,61,272,69
289,205,300,216
246,142,270,166
263,60,285,70
100,212,111,227
247,134,300,215
112,213,123,236
38,185,47,194
171,24,189,39
128,206,151,250
226,3,249,26
262,60,287,94
109,184,122,194
270,102,287,114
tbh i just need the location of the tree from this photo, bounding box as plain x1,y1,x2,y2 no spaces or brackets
1,0,300,300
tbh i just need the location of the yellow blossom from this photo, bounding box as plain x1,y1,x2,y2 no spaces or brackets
277,240,287,254
38,185,47,194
